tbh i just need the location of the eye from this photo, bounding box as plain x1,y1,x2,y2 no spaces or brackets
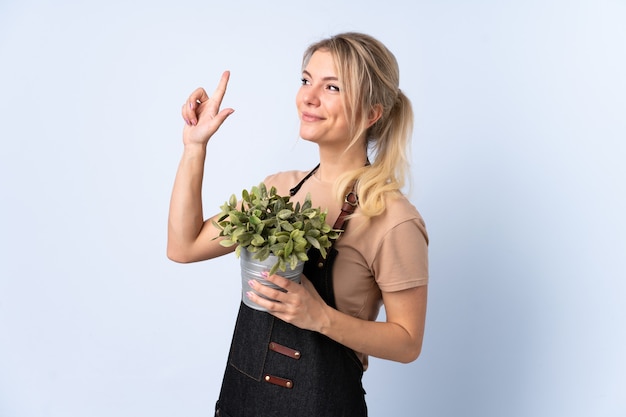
327,84,340,92
301,78,311,86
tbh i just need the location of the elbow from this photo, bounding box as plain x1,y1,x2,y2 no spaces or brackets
399,343,423,364
166,244,193,264
166,231,198,263
167,250,185,264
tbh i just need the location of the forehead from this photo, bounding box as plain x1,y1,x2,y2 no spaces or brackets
303,50,338,76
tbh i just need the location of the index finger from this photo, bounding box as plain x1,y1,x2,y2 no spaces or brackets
207,70,231,111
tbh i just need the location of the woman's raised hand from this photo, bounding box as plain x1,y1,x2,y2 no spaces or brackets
181,71,234,146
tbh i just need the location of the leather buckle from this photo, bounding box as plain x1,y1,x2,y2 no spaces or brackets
344,191,358,207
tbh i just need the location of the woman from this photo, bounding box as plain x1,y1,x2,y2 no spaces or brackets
168,32,428,417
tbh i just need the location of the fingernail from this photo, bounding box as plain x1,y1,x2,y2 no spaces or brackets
189,102,193,109
248,280,256,288
260,271,269,278
246,291,254,299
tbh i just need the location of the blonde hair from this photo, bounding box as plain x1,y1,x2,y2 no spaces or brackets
302,32,414,218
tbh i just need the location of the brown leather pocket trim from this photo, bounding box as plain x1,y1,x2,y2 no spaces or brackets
263,374,294,389
269,341,301,360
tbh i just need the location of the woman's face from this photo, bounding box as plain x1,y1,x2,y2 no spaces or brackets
296,50,351,147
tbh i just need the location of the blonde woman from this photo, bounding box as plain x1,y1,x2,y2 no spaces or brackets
168,32,428,417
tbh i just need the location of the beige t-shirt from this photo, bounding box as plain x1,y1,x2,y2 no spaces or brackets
263,170,429,369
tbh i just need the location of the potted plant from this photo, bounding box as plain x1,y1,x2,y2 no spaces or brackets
213,182,341,310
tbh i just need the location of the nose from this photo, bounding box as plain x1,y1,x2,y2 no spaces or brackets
299,85,321,107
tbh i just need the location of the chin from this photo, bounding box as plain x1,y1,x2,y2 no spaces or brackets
298,131,320,144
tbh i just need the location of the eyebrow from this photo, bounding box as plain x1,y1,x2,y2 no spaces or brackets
302,70,339,82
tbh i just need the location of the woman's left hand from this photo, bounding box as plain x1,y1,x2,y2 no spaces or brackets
247,273,330,332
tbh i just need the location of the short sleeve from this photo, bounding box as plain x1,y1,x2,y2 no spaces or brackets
372,218,429,292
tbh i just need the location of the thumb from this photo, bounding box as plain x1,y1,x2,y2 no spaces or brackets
212,107,235,127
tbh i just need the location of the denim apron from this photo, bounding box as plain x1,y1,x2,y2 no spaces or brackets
215,167,367,417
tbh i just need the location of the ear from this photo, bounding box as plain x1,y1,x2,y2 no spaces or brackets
367,104,383,128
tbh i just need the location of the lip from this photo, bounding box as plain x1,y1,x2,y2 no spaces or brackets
301,112,324,122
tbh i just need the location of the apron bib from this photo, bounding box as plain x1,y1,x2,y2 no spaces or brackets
215,168,367,417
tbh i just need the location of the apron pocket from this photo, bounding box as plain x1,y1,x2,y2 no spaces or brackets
227,302,274,381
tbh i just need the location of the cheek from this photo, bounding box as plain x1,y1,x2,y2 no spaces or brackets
295,88,305,107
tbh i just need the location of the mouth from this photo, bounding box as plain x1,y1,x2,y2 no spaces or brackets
301,112,323,122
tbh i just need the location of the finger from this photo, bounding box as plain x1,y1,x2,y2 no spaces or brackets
187,88,209,125
182,87,209,125
189,87,210,109
246,287,284,312
246,290,274,309
182,70,230,126
209,107,235,130
249,279,286,300
262,272,301,293
205,70,231,114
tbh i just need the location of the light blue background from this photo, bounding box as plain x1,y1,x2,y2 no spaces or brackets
1,1,624,416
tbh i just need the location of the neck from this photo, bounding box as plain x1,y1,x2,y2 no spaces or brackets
316,145,368,183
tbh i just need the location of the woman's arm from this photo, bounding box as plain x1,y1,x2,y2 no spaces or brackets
167,71,236,263
321,285,427,363
247,275,427,363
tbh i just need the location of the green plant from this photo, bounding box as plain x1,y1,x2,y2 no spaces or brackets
213,182,341,275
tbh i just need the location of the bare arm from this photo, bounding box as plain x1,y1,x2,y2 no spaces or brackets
167,71,236,263
248,276,427,363
318,285,427,363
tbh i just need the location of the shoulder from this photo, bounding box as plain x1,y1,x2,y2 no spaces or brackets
339,193,429,291
261,170,310,196
369,193,427,240
382,193,424,221
343,192,428,255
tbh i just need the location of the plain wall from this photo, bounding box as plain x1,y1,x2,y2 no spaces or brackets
1,1,624,416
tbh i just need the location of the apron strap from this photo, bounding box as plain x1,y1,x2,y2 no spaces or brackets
332,186,358,230
289,164,320,196
289,162,365,230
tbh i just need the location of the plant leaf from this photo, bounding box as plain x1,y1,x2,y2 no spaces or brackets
284,239,294,257
256,246,270,261
269,261,280,276
251,234,265,247
280,221,294,232
305,235,321,249
289,254,299,270
219,239,236,247
277,209,293,220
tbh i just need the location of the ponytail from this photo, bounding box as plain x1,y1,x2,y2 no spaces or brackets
304,33,415,219
335,89,413,218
